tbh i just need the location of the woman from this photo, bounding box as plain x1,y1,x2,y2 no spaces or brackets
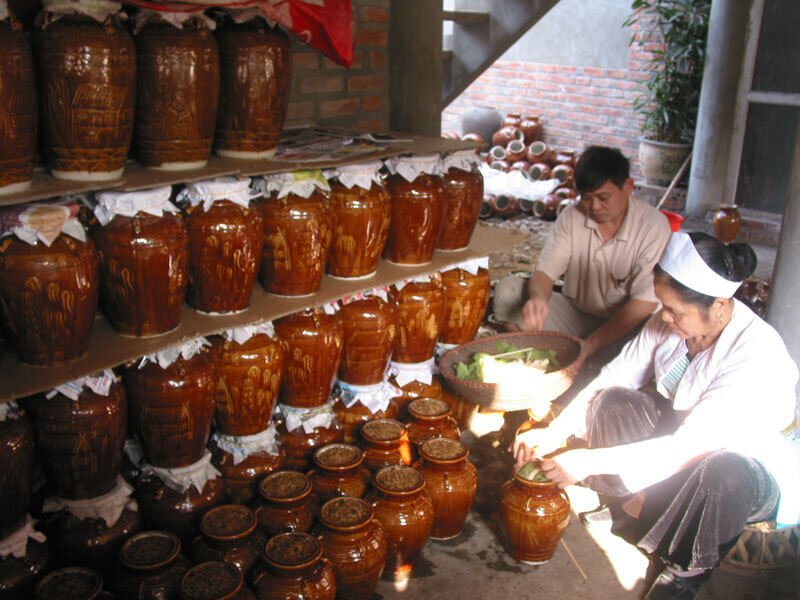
513,232,799,599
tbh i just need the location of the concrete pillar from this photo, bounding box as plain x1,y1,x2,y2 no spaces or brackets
389,0,443,135
685,0,753,217
767,118,800,420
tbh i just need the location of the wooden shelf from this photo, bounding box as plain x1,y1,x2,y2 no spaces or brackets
0,223,526,403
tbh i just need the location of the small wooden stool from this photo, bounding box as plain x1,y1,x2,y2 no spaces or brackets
720,521,800,576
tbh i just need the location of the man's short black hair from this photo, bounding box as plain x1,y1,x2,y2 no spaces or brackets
574,146,630,193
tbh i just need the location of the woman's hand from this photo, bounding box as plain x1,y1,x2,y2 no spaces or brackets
522,297,550,331
511,427,567,467
540,449,597,488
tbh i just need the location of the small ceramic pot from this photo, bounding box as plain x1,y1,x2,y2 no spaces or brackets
405,398,460,455
491,125,521,148
490,159,510,172
480,195,494,219
387,374,443,422
253,533,336,600
527,162,551,181
554,150,577,167
35,567,103,600
490,193,520,218
360,418,414,473
519,198,535,214
308,443,371,503
712,204,741,243
489,145,506,161
113,531,192,600
332,394,399,445
533,194,560,221
551,164,574,187
338,296,396,386
557,197,577,217
209,438,285,506
276,419,344,472
509,161,529,173
180,561,255,600
461,133,484,146
190,505,264,581
255,471,315,536
526,141,552,166
553,186,577,199
501,113,522,128
441,130,460,140
505,139,526,164
520,115,542,144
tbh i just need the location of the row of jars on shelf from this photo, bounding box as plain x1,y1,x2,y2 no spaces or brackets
0,7,293,190
0,151,484,367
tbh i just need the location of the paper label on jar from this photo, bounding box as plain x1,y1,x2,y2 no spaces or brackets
94,186,177,225
385,154,443,182
177,176,257,212
389,358,435,387
42,0,122,23
0,516,47,560
0,201,87,247
440,256,489,276
221,321,276,344
260,170,331,199
213,426,280,465
443,149,481,172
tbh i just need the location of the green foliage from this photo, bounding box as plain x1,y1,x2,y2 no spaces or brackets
623,0,712,143
517,461,550,481
452,342,560,382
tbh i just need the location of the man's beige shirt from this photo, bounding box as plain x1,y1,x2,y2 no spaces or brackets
536,197,672,319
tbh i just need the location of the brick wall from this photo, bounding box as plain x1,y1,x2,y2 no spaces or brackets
442,20,658,179
285,0,390,132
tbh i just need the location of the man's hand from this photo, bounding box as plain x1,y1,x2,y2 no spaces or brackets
540,449,597,488
511,427,567,467
522,297,550,331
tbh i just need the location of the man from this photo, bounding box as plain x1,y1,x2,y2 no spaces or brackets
494,145,671,360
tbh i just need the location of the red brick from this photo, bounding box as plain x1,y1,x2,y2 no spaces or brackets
583,67,604,77
629,71,650,81
560,66,579,74
300,75,344,94
360,6,388,23
319,98,359,119
293,52,319,70
361,95,384,112
347,73,384,93
547,74,569,84
538,64,559,73
322,51,363,70
573,76,591,86
370,50,386,68
587,96,611,107
629,51,654,61
535,81,558,92
354,29,388,47
286,101,314,120
607,69,628,79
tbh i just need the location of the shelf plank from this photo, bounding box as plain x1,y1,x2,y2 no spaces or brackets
0,223,525,403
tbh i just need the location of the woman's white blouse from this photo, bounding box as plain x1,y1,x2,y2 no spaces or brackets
551,299,800,526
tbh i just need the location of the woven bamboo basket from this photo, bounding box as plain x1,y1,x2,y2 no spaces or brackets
720,520,800,576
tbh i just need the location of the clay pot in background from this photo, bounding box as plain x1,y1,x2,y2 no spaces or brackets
36,15,135,180
553,186,577,199
488,145,506,161
480,195,494,219
0,535,49,599
461,132,484,146
0,234,99,365
405,399,460,454
367,466,434,577
441,130,460,140
527,141,552,166
215,21,292,159
501,113,522,128
0,412,34,539
254,533,336,600
557,197,577,217
519,198,534,214
360,418,414,473
489,160,509,172
527,162,551,181
384,171,446,266
276,419,344,472
114,531,192,600
338,296,396,386
491,125,521,149
0,17,36,193
439,267,491,345
416,438,477,540
257,190,333,296
91,212,189,337
190,504,264,581
254,471,315,536
208,438,285,506
553,149,577,168
389,280,445,363
135,21,220,170
490,193,520,218
274,308,343,408
499,469,570,564
437,158,484,251
124,351,215,469
533,194,561,221
317,497,388,600
332,396,398,446
180,561,255,600
505,139,526,164
309,443,371,503
185,201,264,313
460,106,502,144
519,115,542,144
34,567,103,600
509,161,529,174
712,204,741,243
551,164,574,187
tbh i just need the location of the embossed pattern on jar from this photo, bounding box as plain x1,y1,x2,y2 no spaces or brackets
439,267,490,344
254,533,336,600
338,296,396,386
384,173,447,265
0,413,35,539
389,280,445,363
308,443,371,503
437,165,483,251
254,471,315,536
190,505,264,581
359,418,414,473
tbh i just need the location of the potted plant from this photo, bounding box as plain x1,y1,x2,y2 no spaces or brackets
624,0,711,186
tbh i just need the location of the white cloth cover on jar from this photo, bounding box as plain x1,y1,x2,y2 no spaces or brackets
94,186,177,226
137,338,210,370
212,424,280,465
177,176,258,212
385,153,443,182
133,7,215,30
338,286,390,305
332,380,393,414
440,256,489,276
442,149,481,172
0,516,46,559
41,0,121,22
140,450,221,494
277,402,335,434
45,369,117,401
391,272,441,292
42,476,138,527
259,170,331,199
388,358,435,387
0,400,22,422
324,160,385,190
0,201,86,246
220,321,276,345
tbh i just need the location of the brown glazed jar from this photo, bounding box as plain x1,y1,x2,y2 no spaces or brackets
0,536,49,600
405,399,460,452
338,296,396,385
504,139,526,164
0,233,99,365
527,162,551,181
712,204,741,243
387,370,442,421
317,497,387,600
491,126,520,149
30,379,126,499
39,507,142,575
308,444,371,503
254,471,315,536
0,17,36,193
90,206,189,337
439,266,491,344
327,174,391,278
384,167,447,266
0,410,34,539
359,418,413,473
367,466,433,576
551,164,575,187
35,566,103,600
254,533,335,600
438,155,484,251
501,113,522,128
276,418,344,472
389,280,445,363
185,201,264,313
416,438,477,540
520,115,542,144
210,333,284,436
190,505,264,581
332,393,398,445
114,531,192,600
257,190,333,296
134,474,224,542
214,19,291,159
35,14,135,181
209,435,285,505
274,309,343,408
533,194,561,221
135,19,220,170
527,141,553,166
499,469,570,564
181,562,256,600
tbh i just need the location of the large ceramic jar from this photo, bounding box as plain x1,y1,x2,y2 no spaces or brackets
182,178,264,313
214,18,291,159
437,151,484,251
135,17,220,170
124,347,216,468
317,497,387,600
327,162,391,278
0,230,99,365
416,438,477,540
91,188,189,337
274,309,343,408
30,375,126,499
308,444,371,503
0,15,36,194
35,13,135,181
367,466,433,577
0,533,49,600
405,399,460,451
35,567,103,600
180,562,256,600
254,471,315,536
209,435,285,506
0,406,34,539
254,533,335,600
389,279,445,363
210,328,284,437
499,469,570,564
332,387,398,445
359,418,413,473
384,156,447,266
114,531,192,600
276,416,344,472
190,505,264,581
257,186,333,297
338,295,396,385
439,264,491,344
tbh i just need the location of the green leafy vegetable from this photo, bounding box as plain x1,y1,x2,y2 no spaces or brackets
453,342,560,382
